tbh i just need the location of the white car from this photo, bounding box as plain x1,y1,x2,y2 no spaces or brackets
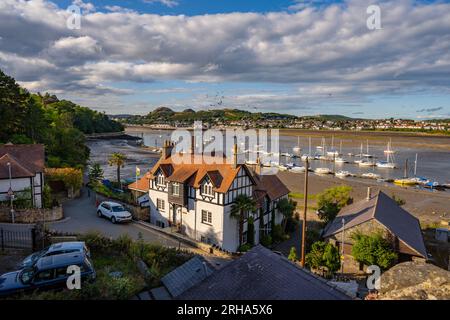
97,201,132,224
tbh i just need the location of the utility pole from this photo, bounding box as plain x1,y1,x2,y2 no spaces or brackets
300,158,309,267
341,218,345,275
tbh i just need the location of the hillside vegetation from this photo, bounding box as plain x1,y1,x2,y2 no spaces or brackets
0,69,123,168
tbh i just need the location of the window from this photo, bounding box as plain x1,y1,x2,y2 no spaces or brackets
34,269,54,283
172,183,180,196
202,183,214,197
157,174,165,186
201,210,212,224
157,198,165,212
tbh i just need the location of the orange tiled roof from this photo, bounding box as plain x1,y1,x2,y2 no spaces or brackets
0,154,35,179
0,144,45,179
128,173,151,192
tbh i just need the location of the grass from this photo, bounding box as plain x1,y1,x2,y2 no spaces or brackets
289,192,317,200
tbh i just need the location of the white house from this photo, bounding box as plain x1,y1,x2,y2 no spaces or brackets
129,140,290,252
0,144,45,208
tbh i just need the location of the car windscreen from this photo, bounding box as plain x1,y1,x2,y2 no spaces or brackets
111,206,125,212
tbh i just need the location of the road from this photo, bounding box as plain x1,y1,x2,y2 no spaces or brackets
49,188,188,249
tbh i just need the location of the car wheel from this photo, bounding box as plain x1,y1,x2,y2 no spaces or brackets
97,210,103,218
111,216,117,224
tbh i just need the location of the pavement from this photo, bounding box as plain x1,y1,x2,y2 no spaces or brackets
49,188,188,249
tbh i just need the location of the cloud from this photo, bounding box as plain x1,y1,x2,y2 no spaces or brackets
416,107,443,113
0,0,449,114
142,0,179,8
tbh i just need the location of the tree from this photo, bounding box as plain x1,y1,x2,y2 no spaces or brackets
288,247,297,262
247,217,255,246
230,194,257,249
277,198,296,233
351,232,398,270
317,186,353,224
306,241,341,276
89,163,104,184
108,153,127,189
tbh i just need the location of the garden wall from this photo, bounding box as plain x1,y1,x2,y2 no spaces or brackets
0,206,63,223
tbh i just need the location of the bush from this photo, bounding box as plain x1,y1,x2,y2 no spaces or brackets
288,247,297,262
260,235,272,247
272,224,288,243
306,241,341,276
351,232,398,270
317,186,353,224
238,244,252,252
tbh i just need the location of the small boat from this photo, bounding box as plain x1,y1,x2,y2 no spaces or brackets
334,157,348,163
362,172,381,179
314,167,331,174
278,164,289,171
290,166,306,173
359,160,376,167
293,136,302,154
347,153,354,157
245,160,258,165
394,178,417,186
384,139,396,154
354,159,364,164
301,154,312,161
376,161,396,169
335,170,351,178
281,152,293,158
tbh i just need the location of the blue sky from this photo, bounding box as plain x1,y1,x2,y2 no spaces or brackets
0,0,449,119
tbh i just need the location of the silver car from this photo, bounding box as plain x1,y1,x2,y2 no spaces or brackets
97,201,133,224
18,241,90,269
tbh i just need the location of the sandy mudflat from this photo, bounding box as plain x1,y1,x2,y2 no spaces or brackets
277,170,450,225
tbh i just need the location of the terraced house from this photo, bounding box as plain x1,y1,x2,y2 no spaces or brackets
129,140,289,252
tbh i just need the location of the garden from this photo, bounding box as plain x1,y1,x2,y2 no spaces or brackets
15,232,194,300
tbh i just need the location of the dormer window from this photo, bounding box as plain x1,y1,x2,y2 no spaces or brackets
172,182,180,196
202,182,214,197
157,174,165,186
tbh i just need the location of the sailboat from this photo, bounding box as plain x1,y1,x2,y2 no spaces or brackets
334,141,347,163
354,143,364,164
359,140,376,167
394,158,417,186
377,140,397,168
384,138,396,154
327,135,340,157
293,136,301,154
301,137,313,161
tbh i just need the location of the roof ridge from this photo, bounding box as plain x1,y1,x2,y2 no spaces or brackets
0,153,34,176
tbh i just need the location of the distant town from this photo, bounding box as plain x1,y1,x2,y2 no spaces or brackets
111,107,450,134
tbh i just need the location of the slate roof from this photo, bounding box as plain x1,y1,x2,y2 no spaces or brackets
178,245,351,300
161,256,214,298
322,191,427,259
0,144,45,179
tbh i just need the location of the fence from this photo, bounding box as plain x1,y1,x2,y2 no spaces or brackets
0,224,36,251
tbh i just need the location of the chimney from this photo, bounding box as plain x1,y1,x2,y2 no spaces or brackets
190,135,195,154
161,140,173,159
232,143,238,169
366,187,372,201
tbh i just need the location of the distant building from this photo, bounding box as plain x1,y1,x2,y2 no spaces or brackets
178,245,351,300
129,140,290,252
322,189,427,273
0,144,45,208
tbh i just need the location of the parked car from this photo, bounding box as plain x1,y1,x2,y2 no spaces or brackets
0,253,96,297
97,201,132,224
18,242,90,269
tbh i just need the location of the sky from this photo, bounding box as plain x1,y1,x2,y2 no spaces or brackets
0,0,449,119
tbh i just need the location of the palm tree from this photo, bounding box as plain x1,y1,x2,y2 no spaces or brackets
108,153,126,189
230,194,257,249
278,198,296,233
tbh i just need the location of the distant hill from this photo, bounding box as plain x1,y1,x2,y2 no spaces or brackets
301,114,357,121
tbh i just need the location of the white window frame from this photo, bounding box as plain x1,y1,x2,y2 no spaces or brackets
156,198,165,212
157,174,165,187
201,210,212,225
172,182,180,196
202,181,214,197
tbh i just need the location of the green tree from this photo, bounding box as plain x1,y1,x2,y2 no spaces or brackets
351,232,398,270
230,194,257,249
89,163,104,184
288,247,297,262
317,186,353,224
306,241,341,276
247,217,255,246
108,153,127,189
277,198,296,233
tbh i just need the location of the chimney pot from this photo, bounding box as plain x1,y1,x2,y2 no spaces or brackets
367,187,372,200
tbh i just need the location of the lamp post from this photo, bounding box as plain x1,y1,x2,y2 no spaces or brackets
300,158,309,267
6,162,15,224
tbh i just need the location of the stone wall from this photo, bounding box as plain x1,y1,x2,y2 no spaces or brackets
0,206,63,223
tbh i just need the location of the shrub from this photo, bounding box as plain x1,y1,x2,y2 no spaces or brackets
306,241,341,276
288,247,297,262
351,232,398,270
260,235,272,247
238,244,252,252
272,224,288,243
317,186,353,224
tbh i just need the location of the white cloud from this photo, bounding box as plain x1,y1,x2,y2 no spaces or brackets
0,0,449,114
143,0,179,8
